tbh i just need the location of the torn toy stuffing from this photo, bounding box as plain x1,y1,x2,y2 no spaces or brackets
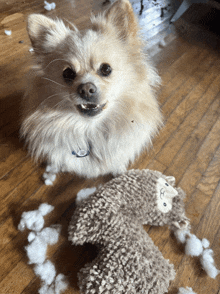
19,203,68,294
18,203,54,232
178,287,197,294
44,1,56,10
5,30,12,35
38,273,68,294
200,249,220,279
35,261,68,294
75,187,97,205
26,226,61,264
175,228,219,279
34,260,56,285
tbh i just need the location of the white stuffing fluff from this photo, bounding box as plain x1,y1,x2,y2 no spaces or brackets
44,174,57,186
44,1,56,10
38,274,68,294
40,226,61,245
19,203,68,294
200,249,220,279
201,238,210,249
29,47,34,52
54,274,68,293
39,284,55,294
26,226,61,264
5,30,12,35
39,203,54,216
174,229,190,244
76,187,96,204
18,203,54,232
35,260,56,285
185,234,203,256
26,233,48,264
45,179,54,186
28,231,36,242
178,287,197,294
175,228,219,278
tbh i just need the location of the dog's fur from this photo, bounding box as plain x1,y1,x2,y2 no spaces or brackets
20,0,163,180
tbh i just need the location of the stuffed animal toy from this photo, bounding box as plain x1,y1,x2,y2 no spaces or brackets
68,169,190,294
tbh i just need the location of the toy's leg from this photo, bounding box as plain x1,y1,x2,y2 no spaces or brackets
43,164,58,185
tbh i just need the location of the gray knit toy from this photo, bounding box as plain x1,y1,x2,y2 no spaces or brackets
68,169,190,294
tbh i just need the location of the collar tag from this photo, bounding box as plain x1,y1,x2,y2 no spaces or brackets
72,146,91,158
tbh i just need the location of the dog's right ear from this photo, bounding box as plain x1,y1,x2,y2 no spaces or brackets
27,14,71,53
104,0,139,41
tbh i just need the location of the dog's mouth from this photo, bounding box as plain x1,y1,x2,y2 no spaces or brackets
77,103,106,116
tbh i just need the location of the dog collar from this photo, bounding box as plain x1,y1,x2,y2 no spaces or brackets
72,145,91,158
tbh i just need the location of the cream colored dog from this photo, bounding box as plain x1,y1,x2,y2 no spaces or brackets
21,0,163,184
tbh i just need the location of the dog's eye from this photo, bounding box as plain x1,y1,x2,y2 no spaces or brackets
99,63,112,77
63,67,76,82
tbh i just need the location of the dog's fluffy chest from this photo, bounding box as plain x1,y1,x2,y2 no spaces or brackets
52,119,154,178
22,104,157,178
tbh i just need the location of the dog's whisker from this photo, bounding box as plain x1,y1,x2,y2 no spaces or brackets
38,92,68,108
41,77,66,88
63,18,79,32
53,98,71,109
43,59,70,71
45,93,72,109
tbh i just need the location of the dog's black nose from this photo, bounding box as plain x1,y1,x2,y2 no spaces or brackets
77,83,97,100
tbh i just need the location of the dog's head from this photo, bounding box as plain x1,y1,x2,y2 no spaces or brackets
26,0,149,118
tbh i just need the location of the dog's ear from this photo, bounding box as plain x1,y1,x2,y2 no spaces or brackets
105,0,139,41
27,14,71,52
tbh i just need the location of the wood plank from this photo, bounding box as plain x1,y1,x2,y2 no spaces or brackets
185,144,220,226
166,109,220,186
0,135,26,179
0,262,35,294
196,146,220,197
150,59,220,160
179,115,220,196
0,168,43,226
159,48,215,108
0,157,37,201
157,89,220,170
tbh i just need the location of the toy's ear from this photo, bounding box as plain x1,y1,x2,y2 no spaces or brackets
27,14,71,53
165,176,176,186
104,0,139,40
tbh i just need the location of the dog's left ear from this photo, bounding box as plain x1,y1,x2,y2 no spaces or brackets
27,14,71,53
105,0,139,41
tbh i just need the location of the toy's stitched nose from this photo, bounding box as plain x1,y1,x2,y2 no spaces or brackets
77,83,97,100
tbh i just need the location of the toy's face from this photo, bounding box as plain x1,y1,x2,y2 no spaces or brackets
156,177,178,213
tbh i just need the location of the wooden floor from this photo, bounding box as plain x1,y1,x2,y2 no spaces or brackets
0,0,220,293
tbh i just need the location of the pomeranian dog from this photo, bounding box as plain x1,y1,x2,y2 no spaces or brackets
20,0,163,185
